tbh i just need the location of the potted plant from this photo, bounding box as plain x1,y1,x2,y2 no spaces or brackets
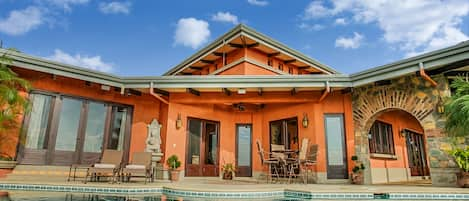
444,77,469,187
448,147,469,188
350,155,365,184
221,163,235,180
166,155,181,182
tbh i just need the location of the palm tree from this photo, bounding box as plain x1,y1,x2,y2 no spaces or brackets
0,49,31,146
445,77,469,137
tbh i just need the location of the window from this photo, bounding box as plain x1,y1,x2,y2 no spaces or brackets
270,117,298,150
369,121,395,155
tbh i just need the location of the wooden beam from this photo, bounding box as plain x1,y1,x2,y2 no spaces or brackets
213,52,224,57
153,88,170,97
223,88,232,96
267,52,280,57
180,72,193,75
426,59,469,75
298,66,310,70
228,43,244,48
284,59,296,64
258,88,263,96
187,88,200,96
290,88,297,96
189,66,203,71
374,80,391,86
341,87,353,94
200,59,215,64
444,71,469,76
246,43,259,48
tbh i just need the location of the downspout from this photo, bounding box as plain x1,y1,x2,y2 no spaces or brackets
318,81,330,102
419,62,438,87
150,82,169,105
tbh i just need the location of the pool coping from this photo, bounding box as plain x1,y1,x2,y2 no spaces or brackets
1,183,469,200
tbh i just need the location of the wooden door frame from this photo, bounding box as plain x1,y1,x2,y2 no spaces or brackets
185,117,220,177
324,113,348,179
235,124,252,177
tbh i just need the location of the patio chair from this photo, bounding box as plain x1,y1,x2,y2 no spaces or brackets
303,144,318,183
121,152,152,184
84,149,123,184
285,138,309,183
256,140,280,183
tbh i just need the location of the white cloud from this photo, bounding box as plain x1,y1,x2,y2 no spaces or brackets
247,0,268,6
334,18,347,25
211,12,239,25
298,23,324,31
303,0,469,55
47,49,113,72
99,1,131,14
174,18,211,49
335,32,363,49
42,0,89,12
0,6,44,36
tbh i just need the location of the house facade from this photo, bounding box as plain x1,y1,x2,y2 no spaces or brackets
1,25,468,186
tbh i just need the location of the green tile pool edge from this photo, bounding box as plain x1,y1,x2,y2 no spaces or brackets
0,183,468,200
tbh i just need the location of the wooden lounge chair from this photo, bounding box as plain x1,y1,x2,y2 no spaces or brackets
121,152,152,184
84,149,123,183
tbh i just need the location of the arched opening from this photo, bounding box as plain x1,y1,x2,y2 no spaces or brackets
364,108,431,184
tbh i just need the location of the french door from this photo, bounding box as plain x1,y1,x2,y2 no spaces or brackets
324,114,348,179
19,92,132,165
405,130,429,176
236,124,252,177
186,118,219,176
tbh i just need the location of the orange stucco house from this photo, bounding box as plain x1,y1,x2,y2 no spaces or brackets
1,25,468,186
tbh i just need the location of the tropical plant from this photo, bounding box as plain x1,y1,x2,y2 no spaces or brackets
445,77,469,137
221,163,236,174
448,147,469,173
166,155,181,170
0,49,30,131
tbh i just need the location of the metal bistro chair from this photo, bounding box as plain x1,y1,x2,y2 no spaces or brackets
285,138,309,184
256,140,280,183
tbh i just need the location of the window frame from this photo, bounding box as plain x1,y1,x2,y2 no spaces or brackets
368,120,395,155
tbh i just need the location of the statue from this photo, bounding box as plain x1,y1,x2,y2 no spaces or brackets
146,119,162,153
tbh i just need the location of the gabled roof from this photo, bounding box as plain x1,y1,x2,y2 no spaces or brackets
163,24,340,75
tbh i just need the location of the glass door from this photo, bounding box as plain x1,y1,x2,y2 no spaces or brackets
186,118,219,177
51,97,84,165
79,102,108,164
269,117,298,150
236,124,252,177
324,114,348,179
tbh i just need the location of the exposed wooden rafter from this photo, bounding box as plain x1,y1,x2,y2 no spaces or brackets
298,66,310,70
213,52,224,57
228,43,244,48
246,43,259,48
267,52,281,57
200,59,215,64
189,66,204,71
290,88,297,96
284,59,296,64
223,88,232,96
258,88,263,96
187,88,200,96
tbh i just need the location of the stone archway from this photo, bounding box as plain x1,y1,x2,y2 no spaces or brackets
352,75,457,186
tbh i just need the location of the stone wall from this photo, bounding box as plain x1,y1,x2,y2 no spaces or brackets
352,74,462,186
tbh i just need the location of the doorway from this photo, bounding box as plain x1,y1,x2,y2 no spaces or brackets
324,114,348,179
405,129,430,176
186,118,220,176
236,124,252,177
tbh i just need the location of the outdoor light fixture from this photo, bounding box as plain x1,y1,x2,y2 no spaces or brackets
302,113,309,128
436,96,445,114
176,113,182,129
400,129,406,138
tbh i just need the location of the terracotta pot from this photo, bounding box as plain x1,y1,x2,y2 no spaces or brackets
222,172,233,180
169,170,180,182
456,171,469,188
351,172,364,184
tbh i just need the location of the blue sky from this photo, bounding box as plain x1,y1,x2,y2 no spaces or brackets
1,0,469,76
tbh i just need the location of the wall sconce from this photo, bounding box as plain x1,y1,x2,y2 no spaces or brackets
400,129,406,138
302,113,309,128
176,113,182,130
